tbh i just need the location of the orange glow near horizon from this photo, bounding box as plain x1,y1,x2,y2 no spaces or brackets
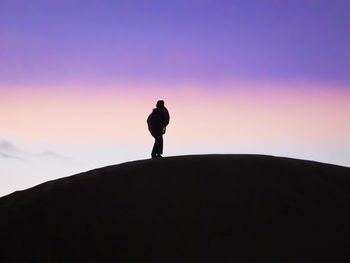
1,82,350,147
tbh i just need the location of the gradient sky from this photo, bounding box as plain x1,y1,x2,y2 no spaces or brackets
1,0,350,197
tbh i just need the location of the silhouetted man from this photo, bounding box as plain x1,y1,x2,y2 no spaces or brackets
147,100,170,158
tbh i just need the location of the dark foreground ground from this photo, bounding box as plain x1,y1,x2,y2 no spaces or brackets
1,154,350,262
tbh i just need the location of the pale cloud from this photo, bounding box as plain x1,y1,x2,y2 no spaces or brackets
0,152,27,161
35,150,71,161
0,140,27,160
0,139,69,162
0,140,22,153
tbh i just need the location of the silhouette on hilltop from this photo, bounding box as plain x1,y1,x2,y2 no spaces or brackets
147,100,170,158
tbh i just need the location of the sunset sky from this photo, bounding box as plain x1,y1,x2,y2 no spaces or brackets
1,0,350,197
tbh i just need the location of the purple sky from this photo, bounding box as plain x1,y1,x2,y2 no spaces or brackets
1,0,349,86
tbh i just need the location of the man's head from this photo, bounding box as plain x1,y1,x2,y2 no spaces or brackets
156,100,165,108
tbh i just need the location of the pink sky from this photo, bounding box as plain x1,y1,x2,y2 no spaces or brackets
1,81,349,145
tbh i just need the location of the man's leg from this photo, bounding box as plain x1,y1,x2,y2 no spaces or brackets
158,135,163,155
151,137,157,158
154,135,163,157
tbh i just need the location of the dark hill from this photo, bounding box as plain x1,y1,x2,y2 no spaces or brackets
1,154,350,262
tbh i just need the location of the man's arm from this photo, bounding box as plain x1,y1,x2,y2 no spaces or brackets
162,108,170,126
